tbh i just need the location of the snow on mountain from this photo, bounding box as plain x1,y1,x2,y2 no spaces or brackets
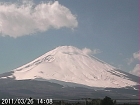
0,46,138,88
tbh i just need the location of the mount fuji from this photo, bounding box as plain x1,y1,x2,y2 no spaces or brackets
0,46,139,99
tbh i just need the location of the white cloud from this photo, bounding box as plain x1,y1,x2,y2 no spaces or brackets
133,51,140,60
82,48,101,55
0,1,78,38
92,49,101,55
129,64,140,77
82,48,92,55
126,57,134,65
126,51,140,65
127,51,140,77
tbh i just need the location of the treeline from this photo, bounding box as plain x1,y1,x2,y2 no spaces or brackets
0,96,139,105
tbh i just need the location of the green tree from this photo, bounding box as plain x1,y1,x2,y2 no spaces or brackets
101,96,114,105
92,99,101,105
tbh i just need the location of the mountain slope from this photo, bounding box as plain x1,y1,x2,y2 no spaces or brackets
0,46,138,88
0,79,138,99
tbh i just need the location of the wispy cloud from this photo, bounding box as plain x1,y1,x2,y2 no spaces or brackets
133,51,140,60
82,48,101,55
126,51,140,65
126,57,134,65
117,64,123,70
128,51,140,77
0,1,78,38
129,64,140,77
92,49,101,55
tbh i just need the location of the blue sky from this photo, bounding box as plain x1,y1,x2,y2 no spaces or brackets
0,0,139,76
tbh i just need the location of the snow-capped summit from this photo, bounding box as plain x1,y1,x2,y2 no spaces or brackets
0,46,138,88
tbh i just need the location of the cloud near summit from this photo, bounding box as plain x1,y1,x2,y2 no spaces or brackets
0,1,78,38
82,48,101,55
